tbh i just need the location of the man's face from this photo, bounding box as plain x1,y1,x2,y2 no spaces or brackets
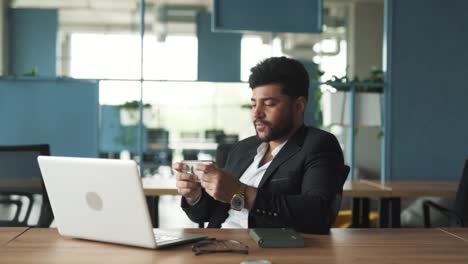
251,84,296,142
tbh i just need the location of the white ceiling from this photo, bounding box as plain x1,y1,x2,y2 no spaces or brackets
11,0,211,33
11,0,212,11
9,0,369,43
11,0,382,9
10,0,377,59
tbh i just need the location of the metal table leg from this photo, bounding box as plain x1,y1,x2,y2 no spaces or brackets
389,197,401,228
379,197,401,228
379,198,390,228
361,198,370,227
351,197,370,228
146,196,159,228
351,198,361,227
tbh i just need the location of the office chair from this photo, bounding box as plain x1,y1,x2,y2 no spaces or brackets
423,159,468,227
215,134,238,144
215,143,234,169
144,129,172,175
0,144,53,227
329,165,350,226
204,129,225,141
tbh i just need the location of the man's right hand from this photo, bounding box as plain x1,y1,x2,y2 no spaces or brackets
173,162,202,205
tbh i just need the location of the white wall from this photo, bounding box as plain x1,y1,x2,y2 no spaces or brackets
347,1,384,178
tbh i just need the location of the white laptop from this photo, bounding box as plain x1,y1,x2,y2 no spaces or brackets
37,156,206,249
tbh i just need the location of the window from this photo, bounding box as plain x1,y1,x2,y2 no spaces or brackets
70,33,197,80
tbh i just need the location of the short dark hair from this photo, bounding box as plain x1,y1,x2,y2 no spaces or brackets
248,56,309,99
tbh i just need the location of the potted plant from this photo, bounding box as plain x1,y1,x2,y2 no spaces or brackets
119,100,155,126
320,68,384,128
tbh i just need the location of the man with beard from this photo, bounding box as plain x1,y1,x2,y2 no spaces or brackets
174,57,346,234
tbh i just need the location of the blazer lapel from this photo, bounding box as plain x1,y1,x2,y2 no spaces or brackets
231,145,258,180
258,125,307,188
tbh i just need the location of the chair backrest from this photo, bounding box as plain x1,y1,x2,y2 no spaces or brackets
215,143,235,169
453,159,468,226
0,144,53,227
329,165,350,226
341,165,351,189
147,128,169,146
205,129,225,141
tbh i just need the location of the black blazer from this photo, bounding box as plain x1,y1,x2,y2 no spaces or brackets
181,125,345,234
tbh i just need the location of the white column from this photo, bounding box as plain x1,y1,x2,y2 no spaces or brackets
347,1,384,178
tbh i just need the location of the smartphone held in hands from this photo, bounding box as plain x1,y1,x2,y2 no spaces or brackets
181,160,214,182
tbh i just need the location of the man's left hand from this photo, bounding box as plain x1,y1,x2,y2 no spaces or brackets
195,164,240,204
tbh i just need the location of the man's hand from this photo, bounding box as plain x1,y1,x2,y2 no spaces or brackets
196,164,240,204
173,162,202,205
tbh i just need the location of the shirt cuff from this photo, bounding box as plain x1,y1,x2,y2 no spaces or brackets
187,192,202,206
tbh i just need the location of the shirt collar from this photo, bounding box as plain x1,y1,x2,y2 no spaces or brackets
256,140,288,158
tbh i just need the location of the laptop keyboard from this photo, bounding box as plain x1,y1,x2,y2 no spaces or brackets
154,233,181,243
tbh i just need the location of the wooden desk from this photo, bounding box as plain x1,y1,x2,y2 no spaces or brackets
440,228,468,243
142,178,392,197
0,178,43,193
374,180,458,198
359,180,458,228
342,180,391,197
342,181,391,228
148,141,218,151
0,227,28,246
142,177,177,196
1,228,468,263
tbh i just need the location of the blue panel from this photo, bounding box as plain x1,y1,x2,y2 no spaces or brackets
0,78,99,157
100,105,147,153
385,0,468,180
197,12,241,82
213,0,323,33
9,8,57,77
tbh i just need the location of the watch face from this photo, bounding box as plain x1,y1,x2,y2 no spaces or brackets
231,194,244,211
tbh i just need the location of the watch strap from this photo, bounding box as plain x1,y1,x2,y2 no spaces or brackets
238,182,246,197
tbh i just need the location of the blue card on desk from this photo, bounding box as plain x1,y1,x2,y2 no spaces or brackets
249,228,304,248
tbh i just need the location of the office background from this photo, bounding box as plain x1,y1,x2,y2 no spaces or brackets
0,0,467,228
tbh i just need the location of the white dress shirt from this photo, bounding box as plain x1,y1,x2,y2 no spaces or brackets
221,140,288,229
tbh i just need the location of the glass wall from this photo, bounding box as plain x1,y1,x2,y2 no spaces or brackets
61,1,350,176
69,32,268,174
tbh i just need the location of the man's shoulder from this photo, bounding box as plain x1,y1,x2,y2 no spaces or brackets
302,126,341,152
304,126,337,140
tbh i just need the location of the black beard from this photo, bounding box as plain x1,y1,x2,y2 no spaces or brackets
254,117,294,142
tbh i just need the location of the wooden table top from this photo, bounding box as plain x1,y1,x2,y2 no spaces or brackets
342,180,392,198
440,228,468,243
0,178,43,193
1,228,468,264
142,177,178,196
148,141,218,151
0,227,28,247
142,177,458,199
142,177,393,198
361,180,458,197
